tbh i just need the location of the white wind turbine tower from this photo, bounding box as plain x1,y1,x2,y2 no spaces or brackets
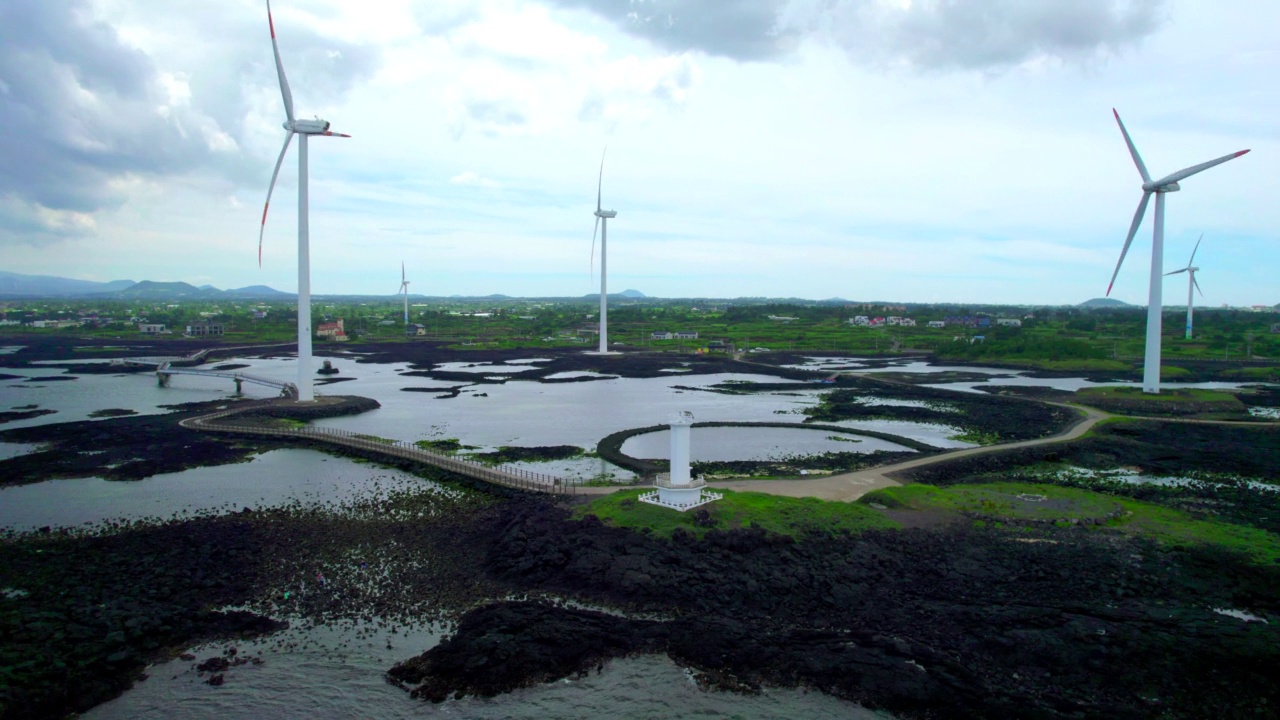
1164,234,1204,340
589,150,618,355
1106,109,1248,394
258,0,350,403
398,262,411,326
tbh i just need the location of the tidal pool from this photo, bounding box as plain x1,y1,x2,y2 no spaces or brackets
621,426,916,462
431,362,543,374
0,441,42,460
0,449,442,531
86,632,884,720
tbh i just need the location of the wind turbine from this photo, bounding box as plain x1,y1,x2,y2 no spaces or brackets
258,0,350,403
1106,109,1248,393
398,262,411,326
1164,234,1204,340
589,149,618,354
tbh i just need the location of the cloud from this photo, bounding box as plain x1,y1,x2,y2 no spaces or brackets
450,171,502,189
785,0,1169,70
0,0,380,244
549,0,797,59
549,0,1167,69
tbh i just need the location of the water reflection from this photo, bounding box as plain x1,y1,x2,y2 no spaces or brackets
622,426,916,461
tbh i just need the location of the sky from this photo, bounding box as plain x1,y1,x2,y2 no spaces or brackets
1,0,1276,306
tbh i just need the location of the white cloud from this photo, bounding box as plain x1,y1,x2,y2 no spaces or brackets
450,171,501,189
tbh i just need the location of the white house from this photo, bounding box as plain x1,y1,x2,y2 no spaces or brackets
651,331,674,340
928,320,946,328
675,331,699,340
996,319,1022,327
137,323,167,334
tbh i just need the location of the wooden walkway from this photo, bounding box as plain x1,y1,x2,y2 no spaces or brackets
180,407,576,496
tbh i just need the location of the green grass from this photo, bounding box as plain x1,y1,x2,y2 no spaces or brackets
948,430,1001,445
1159,364,1193,379
1076,386,1240,403
863,482,1280,565
354,433,397,445
576,488,898,539
1221,367,1280,382
996,358,1131,372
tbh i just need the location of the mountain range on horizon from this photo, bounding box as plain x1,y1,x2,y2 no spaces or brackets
4,272,1272,309
0,273,292,300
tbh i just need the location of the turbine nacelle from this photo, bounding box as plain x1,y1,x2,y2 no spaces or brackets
287,118,332,134
1143,180,1180,193
595,209,617,219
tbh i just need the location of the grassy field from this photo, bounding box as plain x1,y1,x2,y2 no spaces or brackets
863,482,1280,565
1076,386,1241,403
575,488,898,538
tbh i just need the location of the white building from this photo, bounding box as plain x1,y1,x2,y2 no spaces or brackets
638,412,722,512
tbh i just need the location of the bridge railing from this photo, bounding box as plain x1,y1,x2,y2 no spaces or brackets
181,411,574,496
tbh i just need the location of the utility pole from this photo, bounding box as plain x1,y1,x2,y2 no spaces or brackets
1246,332,1255,360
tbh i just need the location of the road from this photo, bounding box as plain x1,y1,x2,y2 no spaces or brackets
706,403,1113,501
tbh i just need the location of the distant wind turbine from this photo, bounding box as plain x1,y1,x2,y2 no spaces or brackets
398,262,410,326
1164,234,1204,340
1106,109,1248,393
589,149,618,355
257,0,350,403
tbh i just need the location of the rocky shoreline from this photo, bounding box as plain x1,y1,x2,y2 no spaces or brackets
391,501,1280,719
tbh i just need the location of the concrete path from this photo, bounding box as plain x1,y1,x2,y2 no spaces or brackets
706,403,1112,502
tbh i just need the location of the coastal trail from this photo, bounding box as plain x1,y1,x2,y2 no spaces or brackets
703,403,1113,501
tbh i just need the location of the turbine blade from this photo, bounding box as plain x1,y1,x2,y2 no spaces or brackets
1153,149,1250,186
1107,191,1151,296
1164,268,1187,276
596,147,606,212
259,131,295,268
1193,275,1203,297
1113,109,1150,183
590,216,600,279
401,262,405,283
1189,233,1203,265
266,0,294,123
321,130,351,138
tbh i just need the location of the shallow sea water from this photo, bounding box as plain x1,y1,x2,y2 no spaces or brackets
87,621,887,720
0,449,440,530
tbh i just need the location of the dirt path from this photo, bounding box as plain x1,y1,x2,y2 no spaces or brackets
705,403,1113,501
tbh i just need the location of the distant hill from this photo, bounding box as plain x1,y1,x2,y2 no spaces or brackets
0,272,289,300
583,289,646,300
226,285,293,299
0,271,136,297
114,280,206,299
1079,298,1132,308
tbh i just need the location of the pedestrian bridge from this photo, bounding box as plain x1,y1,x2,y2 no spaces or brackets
180,406,574,496
156,364,299,399
115,343,300,399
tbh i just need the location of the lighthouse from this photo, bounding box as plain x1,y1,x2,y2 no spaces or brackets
639,411,722,511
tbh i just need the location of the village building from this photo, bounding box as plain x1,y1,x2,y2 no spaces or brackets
137,323,167,334
185,321,225,336
316,318,347,340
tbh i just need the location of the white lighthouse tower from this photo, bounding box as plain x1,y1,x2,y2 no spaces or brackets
639,411,722,511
